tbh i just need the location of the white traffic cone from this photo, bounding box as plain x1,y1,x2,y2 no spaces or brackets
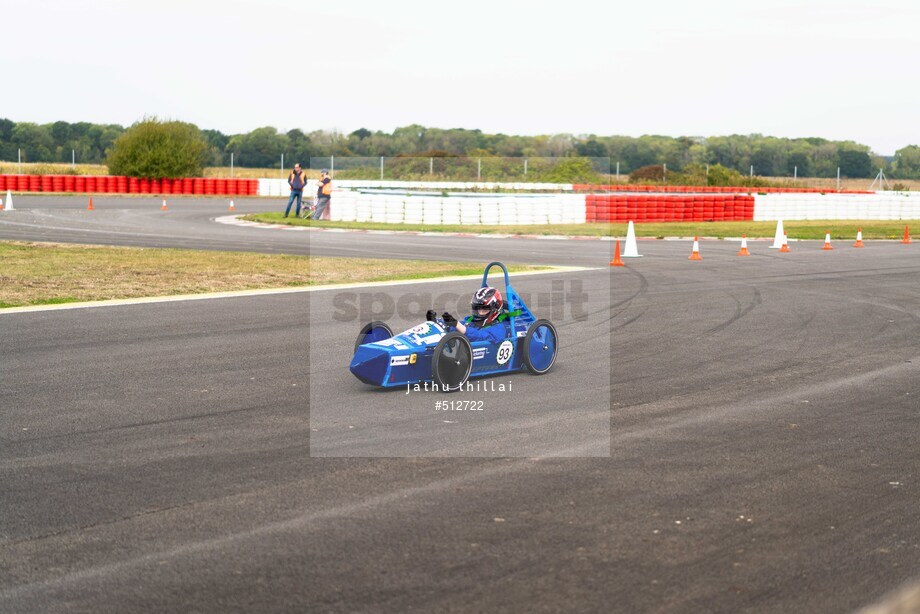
688,236,702,260
622,220,642,258
779,232,791,253
770,219,784,249
737,234,751,256
3,190,13,211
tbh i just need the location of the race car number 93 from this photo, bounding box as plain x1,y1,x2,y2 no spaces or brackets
496,340,514,365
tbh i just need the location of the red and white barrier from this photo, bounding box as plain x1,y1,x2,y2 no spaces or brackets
0,174,257,196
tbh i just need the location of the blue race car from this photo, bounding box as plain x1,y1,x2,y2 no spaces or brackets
349,262,558,392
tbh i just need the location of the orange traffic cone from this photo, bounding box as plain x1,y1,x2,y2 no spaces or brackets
853,228,864,248
902,226,912,244
161,199,168,211
822,231,833,250
610,239,625,266
779,233,791,253
229,200,236,212
688,237,702,260
87,197,94,211
737,234,751,256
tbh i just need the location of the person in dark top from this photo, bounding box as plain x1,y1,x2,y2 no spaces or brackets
313,169,332,221
285,163,307,218
430,286,506,343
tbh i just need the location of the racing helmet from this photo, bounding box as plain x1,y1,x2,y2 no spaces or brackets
471,286,503,325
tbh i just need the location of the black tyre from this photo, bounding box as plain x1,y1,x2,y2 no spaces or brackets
354,321,393,354
431,332,473,393
522,319,558,375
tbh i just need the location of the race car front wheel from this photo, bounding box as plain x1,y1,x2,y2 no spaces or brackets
432,332,473,393
522,319,558,375
354,321,393,354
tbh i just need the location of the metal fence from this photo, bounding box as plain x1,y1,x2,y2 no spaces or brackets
308,157,611,183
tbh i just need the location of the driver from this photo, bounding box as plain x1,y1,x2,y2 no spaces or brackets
427,286,506,343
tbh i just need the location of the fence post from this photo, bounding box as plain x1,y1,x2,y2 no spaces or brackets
72,149,75,170
331,155,334,178
524,158,527,176
281,153,284,179
616,161,620,183
430,157,433,175
836,167,840,191
380,156,384,181
18,148,22,174
478,158,481,181
231,152,234,178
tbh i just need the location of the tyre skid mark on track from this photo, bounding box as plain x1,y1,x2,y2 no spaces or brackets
614,357,920,441
794,287,920,325
0,444,610,602
0,402,285,447
704,287,763,336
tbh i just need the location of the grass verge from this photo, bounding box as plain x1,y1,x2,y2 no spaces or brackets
0,241,542,308
243,213,919,240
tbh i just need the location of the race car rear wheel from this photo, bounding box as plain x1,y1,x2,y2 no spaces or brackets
432,332,473,393
522,319,558,375
354,321,393,354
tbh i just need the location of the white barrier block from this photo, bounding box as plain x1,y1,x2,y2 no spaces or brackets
498,199,518,225
460,200,481,225
480,200,500,225
422,198,442,226
441,198,461,225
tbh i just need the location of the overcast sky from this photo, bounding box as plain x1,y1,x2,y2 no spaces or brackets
4,0,918,154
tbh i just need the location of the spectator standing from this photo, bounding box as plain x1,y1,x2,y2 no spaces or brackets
313,169,332,221
285,163,307,218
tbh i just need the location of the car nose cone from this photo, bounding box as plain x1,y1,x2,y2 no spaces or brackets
350,344,391,386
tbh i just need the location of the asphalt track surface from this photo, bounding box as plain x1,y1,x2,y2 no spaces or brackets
2,196,919,612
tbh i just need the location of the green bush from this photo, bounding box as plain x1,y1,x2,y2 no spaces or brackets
537,157,601,183
629,165,666,182
106,117,208,179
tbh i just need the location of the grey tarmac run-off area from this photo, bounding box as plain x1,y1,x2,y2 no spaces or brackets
1,196,919,612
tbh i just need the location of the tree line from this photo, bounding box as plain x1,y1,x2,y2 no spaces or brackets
2,117,920,179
